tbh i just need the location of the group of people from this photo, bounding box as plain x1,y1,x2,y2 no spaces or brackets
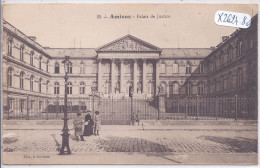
72,110,101,142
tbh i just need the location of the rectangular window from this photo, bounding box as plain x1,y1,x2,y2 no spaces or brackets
39,101,42,110
160,63,166,73
80,66,85,74
199,64,204,74
8,99,14,111
92,64,97,73
173,64,178,73
186,66,191,74
20,99,25,113
166,65,172,74
30,100,34,109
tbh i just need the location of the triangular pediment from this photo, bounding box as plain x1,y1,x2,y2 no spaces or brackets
96,35,161,52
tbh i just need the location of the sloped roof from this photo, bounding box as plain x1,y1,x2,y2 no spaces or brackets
44,48,97,58
160,48,212,59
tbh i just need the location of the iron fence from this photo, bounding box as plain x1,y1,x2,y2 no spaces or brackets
165,94,257,120
2,93,257,122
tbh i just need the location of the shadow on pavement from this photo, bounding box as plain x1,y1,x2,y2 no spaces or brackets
97,136,182,163
201,136,257,153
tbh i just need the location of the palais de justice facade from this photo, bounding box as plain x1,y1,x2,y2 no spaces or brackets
2,15,257,114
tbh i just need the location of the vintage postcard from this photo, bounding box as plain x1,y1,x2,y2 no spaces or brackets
1,3,258,165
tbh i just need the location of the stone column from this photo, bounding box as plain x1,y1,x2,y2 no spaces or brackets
133,59,138,94
120,59,124,93
98,59,102,93
111,59,115,94
155,59,160,95
142,59,147,93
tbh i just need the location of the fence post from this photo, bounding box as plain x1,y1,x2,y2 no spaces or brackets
46,100,49,120
177,98,180,114
158,96,160,120
196,95,199,120
145,97,147,120
216,97,218,120
26,95,29,120
185,98,188,119
235,94,238,121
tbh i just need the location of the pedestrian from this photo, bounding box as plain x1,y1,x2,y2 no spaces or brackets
132,112,136,126
135,111,140,126
83,110,94,136
93,111,101,136
73,112,85,141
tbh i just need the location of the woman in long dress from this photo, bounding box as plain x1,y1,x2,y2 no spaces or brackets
83,111,93,136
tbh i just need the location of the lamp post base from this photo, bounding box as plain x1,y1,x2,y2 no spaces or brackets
59,132,71,155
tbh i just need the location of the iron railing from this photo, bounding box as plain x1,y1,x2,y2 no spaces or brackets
3,94,257,122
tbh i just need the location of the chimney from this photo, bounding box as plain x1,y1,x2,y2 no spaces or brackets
222,36,229,42
210,46,215,50
28,36,36,42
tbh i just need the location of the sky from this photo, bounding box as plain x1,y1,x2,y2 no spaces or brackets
2,3,258,48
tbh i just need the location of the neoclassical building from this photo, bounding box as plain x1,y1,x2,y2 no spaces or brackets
2,15,258,112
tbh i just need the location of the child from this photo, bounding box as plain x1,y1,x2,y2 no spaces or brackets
93,111,101,136
73,112,85,141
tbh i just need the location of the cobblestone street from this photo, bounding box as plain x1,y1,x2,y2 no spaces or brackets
3,126,257,154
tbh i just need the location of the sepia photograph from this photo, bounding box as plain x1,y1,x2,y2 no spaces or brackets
1,3,258,165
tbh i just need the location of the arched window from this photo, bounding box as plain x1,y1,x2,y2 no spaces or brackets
30,75,34,91
20,45,24,61
80,61,85,74
39,56,42,70
67,82,72,94
7,68,13,87
198,82,205,95
54,82,60,94
171,82,179,94
54,62,60,74
7,39,12,56
30,51,34,66
236,68,243,88
185,82,192,95
20,72,25,89
79,82,85,94
39,78,42,93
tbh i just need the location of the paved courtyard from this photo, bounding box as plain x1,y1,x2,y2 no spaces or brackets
2,124,258,164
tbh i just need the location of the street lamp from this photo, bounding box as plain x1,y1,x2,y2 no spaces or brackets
129,86,133,125
59,56,72,155
91,85,97,115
